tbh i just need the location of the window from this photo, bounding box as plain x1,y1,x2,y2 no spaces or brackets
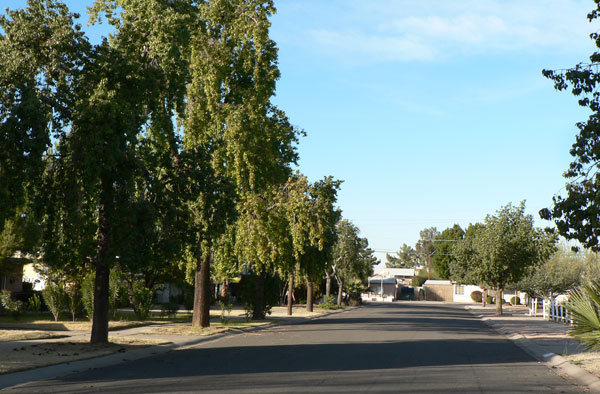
454,285,464,295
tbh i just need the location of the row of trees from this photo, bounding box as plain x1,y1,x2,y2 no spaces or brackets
387,202,557,316
0,0,376,343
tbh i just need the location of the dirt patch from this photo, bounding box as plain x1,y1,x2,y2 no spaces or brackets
0,338,168,375
0,330,67,342
565,352,600,377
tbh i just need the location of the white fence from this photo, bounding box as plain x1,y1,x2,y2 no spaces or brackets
528,298,572,324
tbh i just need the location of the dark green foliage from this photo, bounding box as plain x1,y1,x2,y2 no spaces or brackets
510,296,520,305
239,271,280,319
470,291,482,303
432,224,464,280
486,295,494,305
386,244,418,268
161,301,180,318
540,3,600,251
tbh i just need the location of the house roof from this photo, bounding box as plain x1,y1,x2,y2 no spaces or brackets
372,268,417,277
423,280,453,286
368,277,397,284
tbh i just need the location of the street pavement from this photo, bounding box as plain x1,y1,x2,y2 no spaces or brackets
0,302,588,393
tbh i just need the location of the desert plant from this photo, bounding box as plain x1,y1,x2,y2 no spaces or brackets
511,296,520,305
0,289,23,319
470,291,482,303
566,280,600,350
42,282,67,321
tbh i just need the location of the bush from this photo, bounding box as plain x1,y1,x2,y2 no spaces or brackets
0,289,24,319
319,295,343,310
161,300,179,318
470,291,482,303
81,273,95,320
486,295,494,305
511,296,520,305
27,293,42,312
42,282,67,321
412,275,427,287
131,282,154,320
218,300,233,323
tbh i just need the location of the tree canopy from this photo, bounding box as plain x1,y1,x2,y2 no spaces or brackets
540,1,600,251
452,202,556,315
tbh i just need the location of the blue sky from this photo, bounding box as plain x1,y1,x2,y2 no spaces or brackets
3,0,597,263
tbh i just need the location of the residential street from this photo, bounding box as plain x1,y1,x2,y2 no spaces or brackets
3,303,584,393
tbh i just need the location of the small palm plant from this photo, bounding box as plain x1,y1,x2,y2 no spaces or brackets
566,280,600,350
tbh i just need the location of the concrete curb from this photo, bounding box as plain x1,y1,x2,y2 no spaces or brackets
0,305,355,391
464,306,600,393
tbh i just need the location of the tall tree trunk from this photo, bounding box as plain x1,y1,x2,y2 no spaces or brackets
252,268,266,320
287,273,294,316
91,200,111,344
496,287,503,316
337,278,344,305
306,275,313,312
325,272,331,298
193,250,211,327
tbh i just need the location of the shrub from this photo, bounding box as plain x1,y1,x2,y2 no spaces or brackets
511,296,520,305
470,291,482,303
81,273,95,320
486,295,494,305
218,300,233,323
131,282,154,320
319,295,343,310
0,289,23,319
42,282,67,321
161,300,180,318
27,293,42,312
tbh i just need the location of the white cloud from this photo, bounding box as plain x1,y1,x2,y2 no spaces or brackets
296,0,595,64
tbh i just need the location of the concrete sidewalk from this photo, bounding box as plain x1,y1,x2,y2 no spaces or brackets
466,303,600,393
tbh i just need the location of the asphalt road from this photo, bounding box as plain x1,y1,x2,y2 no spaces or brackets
4,303,584,393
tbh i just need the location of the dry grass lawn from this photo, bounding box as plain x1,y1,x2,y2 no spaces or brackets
139,320,271,336
0,337,169,375
0,330,67,342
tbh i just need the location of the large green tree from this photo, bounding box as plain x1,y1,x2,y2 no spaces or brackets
0,0,154,343
416,227,439,279
385,244,418,269
454,202,556,316
331,219,376,305
432,224,464,280
540,2,600,250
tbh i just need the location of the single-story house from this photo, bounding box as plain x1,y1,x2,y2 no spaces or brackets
372,267,420,286
423,280,485,303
